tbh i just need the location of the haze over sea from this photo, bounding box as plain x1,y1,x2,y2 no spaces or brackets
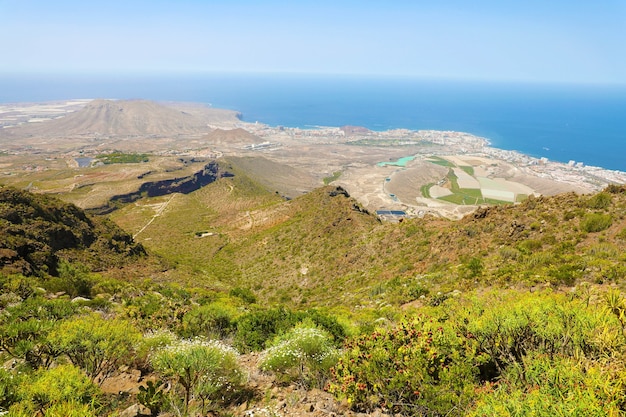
1,74,625,172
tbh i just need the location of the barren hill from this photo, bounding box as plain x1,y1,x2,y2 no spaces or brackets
0,99,244,140
201,127,264,147
23,99,210,137
227,156,319,198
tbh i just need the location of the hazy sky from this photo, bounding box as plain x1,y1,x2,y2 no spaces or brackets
2,0,625,84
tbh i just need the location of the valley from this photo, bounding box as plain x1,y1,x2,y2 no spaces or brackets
1,98,626,417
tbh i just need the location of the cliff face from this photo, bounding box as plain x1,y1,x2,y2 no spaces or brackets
91,161,232,214
0,187,145,276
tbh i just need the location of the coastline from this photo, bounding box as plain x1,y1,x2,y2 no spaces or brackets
2,98,625,188
238,120,626,191
2,74,626,172
0,99,624,221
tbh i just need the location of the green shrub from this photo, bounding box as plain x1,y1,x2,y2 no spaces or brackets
0,368,22,411
137,380,166,416
468,353,625,416
407,282,430,300
546,258,585,285
300,309,347,346
16,364,99,414
260,322,339,389
181,302,239,339
460,291,622,377
134,329,177,373
581,213,612,233
229,287,257,304
329,315,480,415
80,296,112,312
122,291,191,331
234,307,294,352
44,262,94,298
523,252,553,268
586,242,619,258
40,401,98,417
499,246,520,261
151,338,246,414
48,314,140,382
603,289,626,338
563,210,576,220
0,274,36,300
234,307,346,352
462,257,484,279
0,297,78,368
586,192,612,210
517,239,542,254
329,290,626,415
1,296,77,322
90,278,130,297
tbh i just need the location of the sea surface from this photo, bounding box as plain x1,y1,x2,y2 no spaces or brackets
1,73,625,172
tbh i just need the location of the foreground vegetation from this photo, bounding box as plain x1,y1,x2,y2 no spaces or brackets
1,181,626,415
1,270,625,416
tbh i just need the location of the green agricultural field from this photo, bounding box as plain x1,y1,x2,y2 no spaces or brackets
438,188,481,205
423,162,522,206
426,156,455,167
420,183,434,198
460,165,475,176
447,168,460,190
96,152,149,164
482,197,515,205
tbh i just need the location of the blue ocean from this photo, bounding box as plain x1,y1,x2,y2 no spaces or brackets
1,73,625,172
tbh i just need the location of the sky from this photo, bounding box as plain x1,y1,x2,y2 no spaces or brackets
1,0,626,84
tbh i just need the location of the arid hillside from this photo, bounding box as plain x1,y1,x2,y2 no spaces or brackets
201,127,264,146
0,99,243,153
3,99,207,137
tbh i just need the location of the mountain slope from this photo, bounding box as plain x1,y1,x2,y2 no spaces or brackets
3,99,211,137
106,159,626,309
201,185,626,307
226,156,319,198
0,186,145,276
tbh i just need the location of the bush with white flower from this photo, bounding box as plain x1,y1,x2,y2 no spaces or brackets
151,338,247,414
259,322,340,389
